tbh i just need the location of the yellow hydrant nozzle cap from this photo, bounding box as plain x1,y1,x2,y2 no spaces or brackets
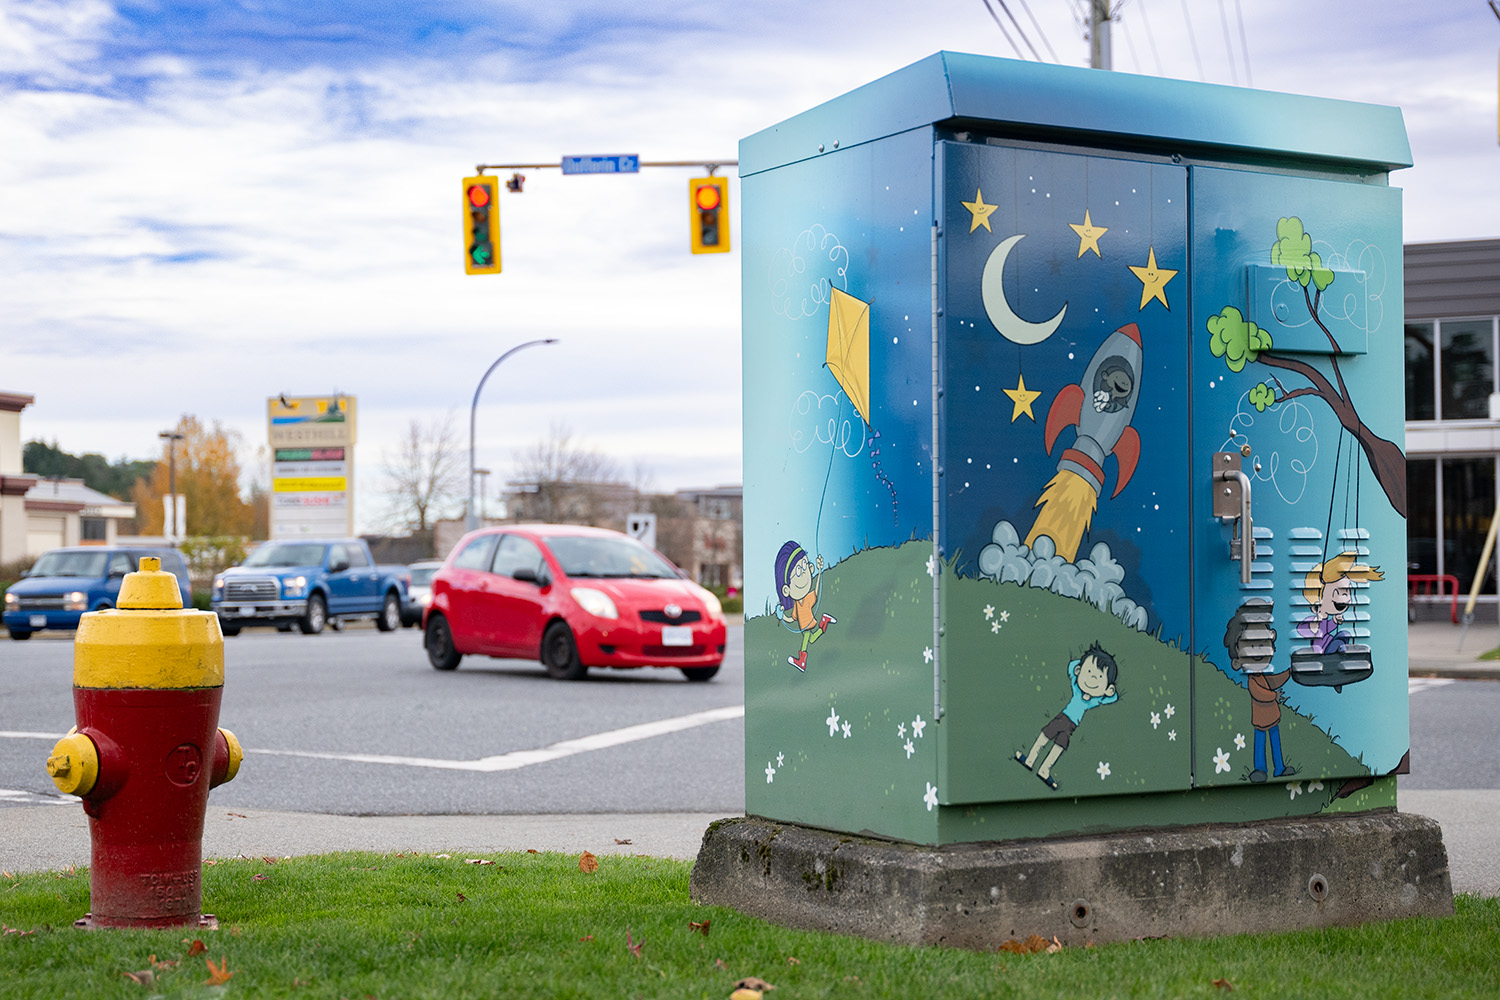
116,556,183,610
46,733,99,796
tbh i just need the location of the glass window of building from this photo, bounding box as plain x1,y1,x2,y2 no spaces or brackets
1407,458,1437,576
1405,322,1435,421
1441,457,1496,595
1439,319,1495,420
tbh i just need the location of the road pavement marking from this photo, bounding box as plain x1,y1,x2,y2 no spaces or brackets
247,704,746,772
0,788,72,805
1409,678,1456,695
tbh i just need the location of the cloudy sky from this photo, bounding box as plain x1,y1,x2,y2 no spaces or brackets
2,0,1496,532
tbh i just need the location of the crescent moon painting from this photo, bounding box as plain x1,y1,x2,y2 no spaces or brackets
981,233,1067,345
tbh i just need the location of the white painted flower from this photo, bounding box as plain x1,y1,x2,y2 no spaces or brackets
1288,782,1302,799
1234,733,1246,751
1150,711,1160,729
842,720,852,739
923,782,939,811
904,739,915,759
765,763,775,784
1165,704,1176,719
983,604,995,619
926,555,937,578
826,710,840,737
1213,747,1231,773
991,620,1001,634
1309,780,1324,792
999,610,1010,622
897,722,906,739
1168,730,1177,741
923,646,934,664
1096,761,1111,780
776,752,784,767
912,715,927,738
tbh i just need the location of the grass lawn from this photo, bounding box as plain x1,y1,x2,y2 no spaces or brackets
2,851,1497,999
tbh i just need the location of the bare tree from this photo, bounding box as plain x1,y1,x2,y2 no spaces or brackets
382,415,464,533
507,422,629,525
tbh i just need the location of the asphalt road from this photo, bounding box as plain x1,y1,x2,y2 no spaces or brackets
0,624,746,815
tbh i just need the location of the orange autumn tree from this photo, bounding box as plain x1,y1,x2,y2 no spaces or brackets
130,415,254,537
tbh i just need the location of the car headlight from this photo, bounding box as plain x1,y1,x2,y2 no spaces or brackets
282,576,307,597
213,575,224,593
418,592,432,607
570,587,618,619
698,588,723,617
63,591,88,611
3,591,16,608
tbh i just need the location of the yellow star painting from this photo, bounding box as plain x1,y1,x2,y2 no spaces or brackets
1128,246,1178,310
962,189,998,233
1068,210,1107,258
1003,374,1043,422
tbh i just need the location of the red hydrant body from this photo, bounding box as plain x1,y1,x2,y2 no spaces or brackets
45,557,241,929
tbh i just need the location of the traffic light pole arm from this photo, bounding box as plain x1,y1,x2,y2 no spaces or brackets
476,160,738,174
467,338,559,531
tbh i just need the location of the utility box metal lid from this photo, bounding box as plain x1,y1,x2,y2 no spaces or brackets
741,51,1412,176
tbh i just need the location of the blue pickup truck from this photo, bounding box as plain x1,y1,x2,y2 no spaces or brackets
212,538,409,636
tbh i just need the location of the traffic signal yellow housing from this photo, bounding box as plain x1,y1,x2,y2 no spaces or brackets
463,175,501,274
689,176,730,255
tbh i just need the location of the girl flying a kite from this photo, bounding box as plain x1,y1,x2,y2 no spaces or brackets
774,540,837,672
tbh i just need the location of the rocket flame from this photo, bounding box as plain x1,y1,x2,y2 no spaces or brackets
1024,469,1098,563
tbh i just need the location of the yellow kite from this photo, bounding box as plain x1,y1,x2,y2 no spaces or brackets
826,288,871,425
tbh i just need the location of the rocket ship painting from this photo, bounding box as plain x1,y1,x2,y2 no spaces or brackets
1025,323,1143,562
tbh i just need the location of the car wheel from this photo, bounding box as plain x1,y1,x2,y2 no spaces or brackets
220,624,241,637
680,665,720,682
299,593,327,634
8,630,31,641
376,592,400,632
542,622,587,680
425,614,462,671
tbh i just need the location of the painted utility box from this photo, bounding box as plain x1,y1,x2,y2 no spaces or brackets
741,52,1412,845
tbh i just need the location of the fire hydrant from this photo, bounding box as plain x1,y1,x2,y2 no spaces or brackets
45,556,242,929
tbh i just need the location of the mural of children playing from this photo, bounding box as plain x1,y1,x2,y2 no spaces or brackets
774,541,837,672
1296,551,1384,654
1014,642,1119,791
1224,598,1297,783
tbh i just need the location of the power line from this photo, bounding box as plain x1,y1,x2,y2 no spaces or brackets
1234,0,1253,86
1215,0,1239,85
1017,0,1061,62
1134,0,1166,75
996,0,1043,61
1118,13,1145,74
1178,0,1206,81
979,0,1027,59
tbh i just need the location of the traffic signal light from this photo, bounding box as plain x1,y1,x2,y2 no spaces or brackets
462,175,501,275
689,176,730,255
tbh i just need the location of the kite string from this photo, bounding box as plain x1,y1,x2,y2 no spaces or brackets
813,386,840,557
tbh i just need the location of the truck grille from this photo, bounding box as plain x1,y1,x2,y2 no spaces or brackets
13,597,65,610
224,578,279,601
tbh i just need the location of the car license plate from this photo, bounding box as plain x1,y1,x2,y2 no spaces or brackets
29,614,46,627
661,625,692,647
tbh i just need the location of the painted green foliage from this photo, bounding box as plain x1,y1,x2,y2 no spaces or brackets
1270,216,1335,292
1207,306,1273,373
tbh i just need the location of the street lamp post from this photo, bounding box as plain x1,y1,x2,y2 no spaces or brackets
158,430,185,544
469,339,558,530
475,468,491,524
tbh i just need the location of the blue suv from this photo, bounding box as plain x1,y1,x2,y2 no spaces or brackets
3,547,192,640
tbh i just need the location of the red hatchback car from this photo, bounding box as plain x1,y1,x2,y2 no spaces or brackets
423,524,728,681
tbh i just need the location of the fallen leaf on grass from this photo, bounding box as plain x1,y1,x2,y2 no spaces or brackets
2,924,36,937
455,892,466,903
261,856,278,865
715,959,728,970
464,859,494,865
434,853,451,859
186,940,207,957
786,956,800,965
251,873,269,883
614,838,632,845
998,934,1055,955
121,969,156,986
735,976,775,991
626,926,643,959
226,812,247,819
1046,936,1063,954
578,852,599,874
1212,979,1234,991
579,935,593,942
203,956,234,986
526,849,539,854
689,919,711,936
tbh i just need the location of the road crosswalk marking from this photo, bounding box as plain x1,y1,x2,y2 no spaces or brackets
1409,677,1456,695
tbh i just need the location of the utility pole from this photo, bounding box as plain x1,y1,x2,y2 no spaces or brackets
475,468,490,524
1089,0,1112,70
158,430,185,544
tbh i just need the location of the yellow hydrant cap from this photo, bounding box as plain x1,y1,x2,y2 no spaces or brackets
117,556,183,610
46,732,99,797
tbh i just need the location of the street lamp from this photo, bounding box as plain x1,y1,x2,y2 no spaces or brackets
158,430,185,544
468,339,559,530
475,468,491,524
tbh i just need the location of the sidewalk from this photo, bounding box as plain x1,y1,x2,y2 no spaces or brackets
1408,620,1500,680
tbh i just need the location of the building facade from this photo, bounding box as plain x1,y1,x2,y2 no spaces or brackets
1405,238,1500,609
